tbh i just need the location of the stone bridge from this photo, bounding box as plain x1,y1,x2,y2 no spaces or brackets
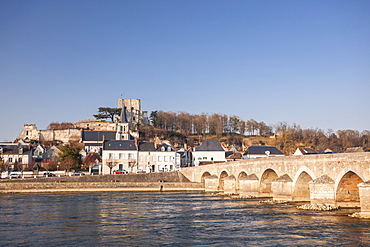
180,152,370,217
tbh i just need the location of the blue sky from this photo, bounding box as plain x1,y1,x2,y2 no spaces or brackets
1,0,369,141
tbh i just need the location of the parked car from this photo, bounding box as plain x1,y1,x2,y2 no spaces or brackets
8,173,21,179
43,172,56,177
113,169,128,174
71,172,85,176
136,169,146,173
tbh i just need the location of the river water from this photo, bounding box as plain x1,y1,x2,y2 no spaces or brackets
1,192,369,246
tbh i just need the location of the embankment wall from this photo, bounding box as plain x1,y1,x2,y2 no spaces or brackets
0,171,202,193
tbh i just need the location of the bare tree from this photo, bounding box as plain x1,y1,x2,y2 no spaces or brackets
83,152,101,174
106,161,116,174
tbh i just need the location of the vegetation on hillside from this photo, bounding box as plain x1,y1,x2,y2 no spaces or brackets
146,111,370,155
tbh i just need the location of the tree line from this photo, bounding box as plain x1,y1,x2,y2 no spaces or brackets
148,111,370,154
272,122,370,154
150,111,272,136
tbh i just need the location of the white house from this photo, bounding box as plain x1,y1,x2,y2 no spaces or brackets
137,142,156,173
193,139,226,166
155,143,178,172
102,140,137,174
0,143,34,171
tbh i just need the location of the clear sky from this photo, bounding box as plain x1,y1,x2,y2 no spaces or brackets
1,0,369,141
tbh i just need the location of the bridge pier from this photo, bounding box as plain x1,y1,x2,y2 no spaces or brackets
271,174,293,201
309,175,336,206
224,175,237,194
204,175,219,192
238,174,260,197
358,181,370,218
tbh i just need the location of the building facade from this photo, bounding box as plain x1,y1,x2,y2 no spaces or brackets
192,139,226,166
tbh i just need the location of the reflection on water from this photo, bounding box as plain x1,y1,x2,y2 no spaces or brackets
1,192,369,246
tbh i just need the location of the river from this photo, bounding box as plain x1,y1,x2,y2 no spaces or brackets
0,192,369,246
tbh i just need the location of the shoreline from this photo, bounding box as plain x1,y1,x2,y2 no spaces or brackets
0,180,204,194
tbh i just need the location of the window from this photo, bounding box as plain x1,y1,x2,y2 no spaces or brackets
152,156,156,162
18,158,22,163
8,158,12,163
158,156,162,162
146,156,150,162
119,153,123,159
161,147,165,151
168,147,171,151
164,156,168,162
108,153,113,159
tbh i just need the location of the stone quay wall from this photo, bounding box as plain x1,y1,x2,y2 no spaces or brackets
0,171,203,193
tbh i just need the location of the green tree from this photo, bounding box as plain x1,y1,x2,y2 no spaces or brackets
150,110,159,127
93,107,121,122
59,145,82,171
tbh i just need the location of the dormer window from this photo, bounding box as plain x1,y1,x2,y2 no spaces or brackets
19,148,23,154
161,147,165,151
167,147,171,151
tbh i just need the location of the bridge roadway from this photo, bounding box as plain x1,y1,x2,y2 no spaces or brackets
180,152,370,216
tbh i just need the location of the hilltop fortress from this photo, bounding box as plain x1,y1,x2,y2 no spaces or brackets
18,99,149,144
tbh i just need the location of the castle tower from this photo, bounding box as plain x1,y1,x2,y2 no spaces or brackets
118,98,141,127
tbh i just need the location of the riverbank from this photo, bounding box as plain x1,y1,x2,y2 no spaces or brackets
0,171,204,193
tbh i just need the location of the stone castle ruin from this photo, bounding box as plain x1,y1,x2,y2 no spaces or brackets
18,99,149,144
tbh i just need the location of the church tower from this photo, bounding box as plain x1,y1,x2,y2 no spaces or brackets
116,106,130,140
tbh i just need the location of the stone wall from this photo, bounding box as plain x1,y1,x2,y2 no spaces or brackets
0,171,201,193
0,181,203,193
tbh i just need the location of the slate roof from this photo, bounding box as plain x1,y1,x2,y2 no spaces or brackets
103,140,136,150
156,143,175,152
0,144,32,155
138,142,156,151
119,106,128,123
196,139,225,151
243,145,284,156
82,131,116,142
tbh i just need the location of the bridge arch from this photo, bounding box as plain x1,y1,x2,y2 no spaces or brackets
260,168,279,194
237,171,248,190
201,171,212,183
335,169,364,207
292,167,316,201
218,170,229,191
